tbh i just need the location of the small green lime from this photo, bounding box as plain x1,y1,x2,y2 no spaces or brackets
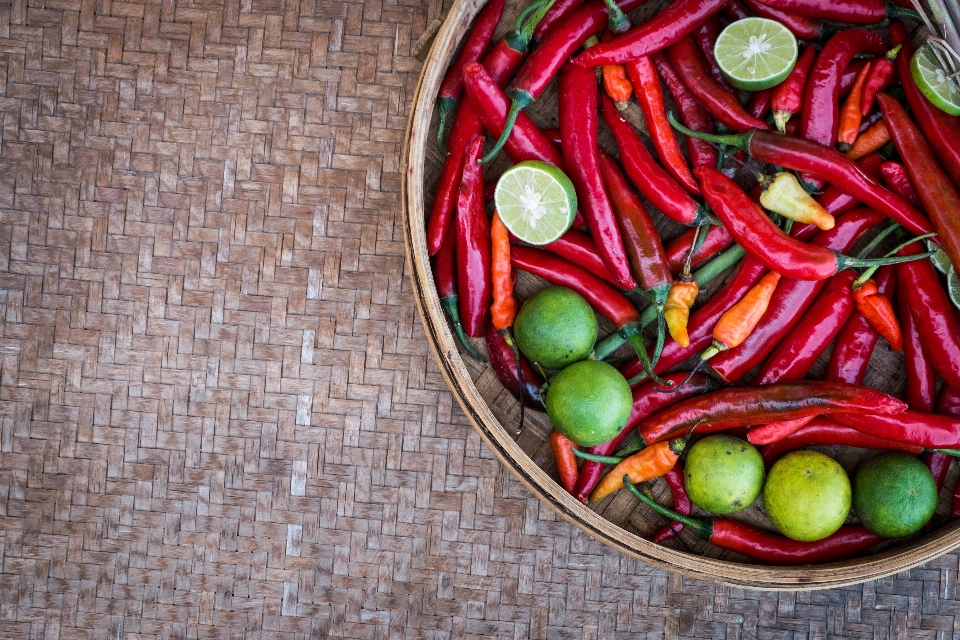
763,450,851,542
514,286,597,370
545,360,632,447
684,435,765,514
911,43,960,116
714,18,799,91
852,451,938,538
494,161,578,245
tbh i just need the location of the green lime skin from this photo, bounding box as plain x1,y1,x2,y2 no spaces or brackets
514,286,598,370
684,435,765,514
852,451,938,538
545,360,632,447
763,450,852,542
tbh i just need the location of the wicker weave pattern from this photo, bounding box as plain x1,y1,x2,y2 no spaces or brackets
0,0,957,636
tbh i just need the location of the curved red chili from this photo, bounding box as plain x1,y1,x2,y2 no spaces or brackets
815,152,884,215
756,0,891,23
898,285,935,413
748,88,773,121
651,52,717,169
536,229,617,286
485,322,545,411
651,464,691,544
825,265,893,384
456,135,491,338
759,417,923,465
880,162,921,210
692,14,736,92
833,411,960,448
772,45,817,133
560,63,636,291
433,221,484,361
935,386,960,518
533,0,586,40
860,44,900,116
923,452,952,497
743,0,825,40
665,225,734,275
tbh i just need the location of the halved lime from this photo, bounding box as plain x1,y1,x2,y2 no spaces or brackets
948,265,960,311
494,161,577,245
714,18,799,91
927,239,953,275
911,43,960,116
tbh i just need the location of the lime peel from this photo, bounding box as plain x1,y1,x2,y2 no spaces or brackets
494,160,577,246
714,17,799,91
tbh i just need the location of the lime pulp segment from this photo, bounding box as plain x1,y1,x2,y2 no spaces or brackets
494,161,577,245
911,43,960,116
714,17,799,91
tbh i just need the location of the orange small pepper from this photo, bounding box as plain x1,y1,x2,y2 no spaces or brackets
844,119,891,161
550,430,580,494
663,280,699,347
490,211,517,331
852,278,903,351
837,62,872,150
589,438,685,502
704,271,781,359
602,63,633,108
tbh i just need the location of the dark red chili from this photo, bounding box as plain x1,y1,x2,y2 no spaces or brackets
456,135,491,338
667,37,770,133
708,208,885,383
572,372,715,503
560,63,637,291
748,88,773,121
485,322,545,411
625,56,700,196
772,45,816,133
665,225,734,275
756,0,893,23
815,152,884,216
753,270,856,384
860,44,900,116
651,464,691,543
833,411,960,448
759,417,923,465
898,285,935,413
535,229,617,285
433,220,484,360
923,452,952,496
825,265,893,384
600,95,707,226
436,0,504,149
651,52,717,169
742,0,825,41
880,93,960,274
691,13,737,93
462,62,565,168
936,386,960,518
880,161,921,210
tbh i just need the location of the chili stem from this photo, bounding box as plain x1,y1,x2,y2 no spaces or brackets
669,112,749,148
441,297,485,361
853,231,938,287
573,450,625,464
624,478,712,539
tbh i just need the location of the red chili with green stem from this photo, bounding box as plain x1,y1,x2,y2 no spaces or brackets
600,95,710,226
625,56,701,196
754,0,919,23
435,0,504,152
571,372,715,503
824,265,893,384
426,0,562,256
860,44,901,116
664,225,734,275
650,464,691,544
625,478,885,564
651,52,717,170
481,0,645,164
691,13,737,94
433,219,484,361
510,245,667,384
772,45,817,133
668,115,934,237
759,417,923,465
815,152,884,216
560,63,638,291
456,135,492,338
667,37,771,133
485,322,545,411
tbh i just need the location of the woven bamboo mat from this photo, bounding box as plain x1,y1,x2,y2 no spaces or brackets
0,0,958,637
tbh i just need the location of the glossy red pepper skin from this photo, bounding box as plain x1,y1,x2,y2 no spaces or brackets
600,95,703,226
759,417,923,465
692,14,737,93
936,386,960,518
640,381,908,445
668,37,770,133
815,152,884,215
456,136,491,338
880,93,960,274
772,45,817,132
880,161,921,209
437,0,504,114
860,45,900,116
538,229,617,286
833,411,960,448
533,0,586,40
651,464,691,543
651,53,717,169
572,0,730,67
898,285,935,413
707,521,884,565
485,322,546,411
560,64,637,290
748,88,773,121
665,225,735,275
896,243,960,391
754,270,856,384
923,452,952,496
709,208,884,383
626,56,700,196
825,265,893,384
572,372,714,503
462,62,565,168
743,0,825,40
757,0,886,23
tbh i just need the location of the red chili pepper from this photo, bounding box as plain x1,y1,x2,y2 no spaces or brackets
832,411,960,448
667,37,770,133
747,416,815,446
923,452,952,496
529,229,617,285
898,285,935,413
640,381,907,445
880,93,960,274
861,44,901,116
759,417,923,465
754,270,857,385
550,430,580,494
485,322,545,411
798,29,886,187
839,59,870,99
691,13,737,93
571,372,715,503
456,136,491,338
936,386,960,518
560,63,637,291
754,0,892,23
433,218,484,361
825,265,893,384
708,208,885,383
772,45,817,133
627,479,885,564
815,152,884,215
742,0,826,40
651,52,717,170
880,161,921,209
600,95,707,226
625,56,700,196
748,88,773,121
651,464,691,544
435,0,504,150
533,0,586,40
665,225,734,275
851,278,902,351
837,61,871,151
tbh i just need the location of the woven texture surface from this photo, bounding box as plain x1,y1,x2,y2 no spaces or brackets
0,0,959,637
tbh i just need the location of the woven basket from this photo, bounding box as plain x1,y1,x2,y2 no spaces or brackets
401,0,960,589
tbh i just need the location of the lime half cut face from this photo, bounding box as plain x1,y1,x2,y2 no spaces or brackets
714,17,799,91
911,43,960,116
494,161,577,245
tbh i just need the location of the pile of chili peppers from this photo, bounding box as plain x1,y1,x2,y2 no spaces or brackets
425,0,960,565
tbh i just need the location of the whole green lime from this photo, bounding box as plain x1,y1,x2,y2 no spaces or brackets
545,360,632,447
852,451,938,538
514,286,598,370
684,435,765,514
763,450,851,542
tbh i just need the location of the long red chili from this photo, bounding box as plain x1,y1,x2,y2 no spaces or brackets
759,417,923,465
533,0,585,40
756,0,892,23
665,225,734,275
753,270,857,385
626,56,700,196
772,45,816,133
880,161,921,209
651,52,717,169
651,464,691,544
742,0,826,40
691,14,737,92
572,0,730,67
456,135,491,338
860,44,900,116
667,37,770,133
898,285,935,413
825,265,893,384
560,63,636,291
936,387,960,518
534,229,617,285
748,88,773,121
833,411,960,448
485,322,546,411
815,152,884,216
600,95,707,226
433,219,484,361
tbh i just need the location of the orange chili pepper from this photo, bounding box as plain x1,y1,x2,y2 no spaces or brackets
550,430,580,494
852,278,903,351
664,280,698,347
490,211,517,331
588,437,685,502
844,119,890,161
701,271,781,361
837,62,872,151
602,63,633,109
